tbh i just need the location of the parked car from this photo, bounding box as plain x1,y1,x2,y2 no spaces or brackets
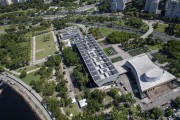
63,65,66,69
123,87,127,91
120,81,124,86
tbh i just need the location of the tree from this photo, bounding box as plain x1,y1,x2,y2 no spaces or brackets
165,108,173,117
43,82,56,96
98,1,110,13
84,89,91,99
30,79,45,93
151,107,163,119
52,19,67,30
106,31,136,44
110,107,129,120
56,81,68,98
43,97,68,120
0,67,4,73
126,17,144,29
91,89,106,104
20,70,27,78
62,47,78,66
72,112,106,120
87,99,101,113
108,88,119,98
153,22,159,29
174,96,180,109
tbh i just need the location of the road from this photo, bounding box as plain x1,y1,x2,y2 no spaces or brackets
76,4,96,12
0,73,52,120
61,62,75,100
51,30,59,51
152,31,180,41
141,20,154,39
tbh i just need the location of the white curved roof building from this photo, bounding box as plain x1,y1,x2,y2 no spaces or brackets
125,54,176,98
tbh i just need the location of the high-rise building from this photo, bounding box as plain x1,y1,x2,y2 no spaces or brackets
144,0,161,14
0,0,29,5
0,0,12,5
165,0,180,17
111,0,127,11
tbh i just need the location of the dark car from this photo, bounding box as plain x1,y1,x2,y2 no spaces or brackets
123,87,127,91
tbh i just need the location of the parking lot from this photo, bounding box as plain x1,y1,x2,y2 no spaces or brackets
117,74,139,95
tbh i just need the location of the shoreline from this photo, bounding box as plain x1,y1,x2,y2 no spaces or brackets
3,82,47,120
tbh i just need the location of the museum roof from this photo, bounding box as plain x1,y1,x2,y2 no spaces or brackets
126,54,176,92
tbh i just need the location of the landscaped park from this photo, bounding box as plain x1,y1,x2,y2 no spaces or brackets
35,32,57,60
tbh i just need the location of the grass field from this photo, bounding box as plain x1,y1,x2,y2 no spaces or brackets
155,24,168,33
21,71,41,85
128,47,150,56
64,103,81,116
98,40,109,46
148,44,163,50
0,25,10,31
103,95,113,104
99,28,119,36
111,56,123,63
152,53,168,64
15,63,43,73
35,32,57,60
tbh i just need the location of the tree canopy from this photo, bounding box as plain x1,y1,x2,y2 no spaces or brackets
106,31,136,44
62,47,79,66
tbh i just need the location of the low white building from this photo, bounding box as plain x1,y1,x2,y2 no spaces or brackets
78,99,87,108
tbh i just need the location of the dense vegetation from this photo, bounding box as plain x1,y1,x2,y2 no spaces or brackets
0,0,49,13
52,18,67,30
98,1,110,13
162,40,180,77
73,64,89,90
62,47,79,66
51,0,78,8
43,97,68,120
165,24,180,37
122,37,162,51
0,33,30,69
86,89,106,113
126,17,144,29
106,31,137,44
89,27,103,39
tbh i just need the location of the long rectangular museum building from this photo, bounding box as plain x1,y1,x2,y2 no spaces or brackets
74,34,119,86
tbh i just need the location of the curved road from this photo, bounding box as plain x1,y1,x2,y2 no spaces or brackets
0,72,52,120
141,20,154,39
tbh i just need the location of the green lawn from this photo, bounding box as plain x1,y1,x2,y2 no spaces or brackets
15,63,43,73
148,44,163,50
98,40,109,46
35,32,57,60
128,47,150,56
103,95,113,104
99,28,119,36
103,47,117,56
21,71,41,85
64,103,81,116
152,53,168,64
155,24,168,33
111,56,123,63
0,25,10,31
